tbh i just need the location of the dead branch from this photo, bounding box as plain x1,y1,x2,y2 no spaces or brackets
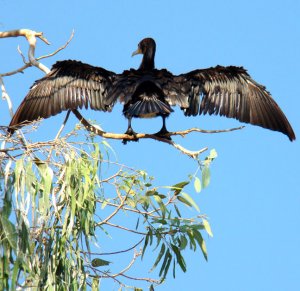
72,109,244,159
0,76,13,117
0,29,74,77
0,29,50,74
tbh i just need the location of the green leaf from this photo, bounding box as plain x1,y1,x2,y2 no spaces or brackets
174,204,181,217
193,230,208,261
101,200,108,209
150,243,166,272
101,140,115,155
204,148,218,166
92,277,100,291
180,235,188,250
181,192,200,212
142,232,150,259
11,257,25,290
159,248,172,277
0,216,17,251
25,161,37,196
202,218,213,237
162,252,172,279
187,230,197,251
171,244,186,273
209,149,218,160
91,258,111,267
171,181,190,195
202,166,210,189
177,195,192,208
153,195,167,217
146,189,158,196
194,176,201,193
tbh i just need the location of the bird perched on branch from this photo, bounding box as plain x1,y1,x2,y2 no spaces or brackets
9,38,295,141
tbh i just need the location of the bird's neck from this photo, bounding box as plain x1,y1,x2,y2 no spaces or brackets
139,48,155,70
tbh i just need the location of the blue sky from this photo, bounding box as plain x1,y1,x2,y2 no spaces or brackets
1,0,299,290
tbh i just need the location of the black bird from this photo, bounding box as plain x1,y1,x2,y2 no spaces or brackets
9,38,295,141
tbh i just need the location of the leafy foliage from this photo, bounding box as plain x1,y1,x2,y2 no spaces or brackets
0,127,216,290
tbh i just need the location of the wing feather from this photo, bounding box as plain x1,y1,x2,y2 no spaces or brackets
9,60,116,131
163,65,295,141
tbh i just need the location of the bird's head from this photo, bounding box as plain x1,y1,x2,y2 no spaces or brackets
132,38,156,70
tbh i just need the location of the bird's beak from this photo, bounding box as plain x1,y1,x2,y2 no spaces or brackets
132,47,142,57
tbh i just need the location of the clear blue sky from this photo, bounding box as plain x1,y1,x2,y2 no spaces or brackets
1,1,299,290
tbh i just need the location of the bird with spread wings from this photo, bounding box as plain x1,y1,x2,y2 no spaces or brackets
9,38,296,142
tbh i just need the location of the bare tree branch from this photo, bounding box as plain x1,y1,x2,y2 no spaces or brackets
0,76,13,117
72,109,243,159
0,29,74,77
0,29,50,73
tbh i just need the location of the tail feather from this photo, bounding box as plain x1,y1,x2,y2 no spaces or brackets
125,97,173,118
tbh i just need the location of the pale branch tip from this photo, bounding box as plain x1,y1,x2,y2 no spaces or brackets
0,29,50,44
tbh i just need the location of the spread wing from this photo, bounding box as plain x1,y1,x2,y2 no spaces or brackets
163,65,295,141
9,60,116,131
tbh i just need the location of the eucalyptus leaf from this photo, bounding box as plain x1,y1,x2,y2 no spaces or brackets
171,181,190,195
1,216,17,251
202,218,213,237
91,258,111,267
194,176,201,193
181,192,200,212
202,166,211,189
150,243,166,272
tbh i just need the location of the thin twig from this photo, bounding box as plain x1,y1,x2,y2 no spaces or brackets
37,30,75,60
101,250,142,279
103,221,147,235
81,238,145,256
120,273,161,284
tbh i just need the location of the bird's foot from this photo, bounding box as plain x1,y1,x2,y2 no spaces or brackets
122,128,139,144
153,128,172,140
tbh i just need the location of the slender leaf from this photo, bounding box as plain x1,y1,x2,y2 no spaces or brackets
142,232,149,259
181,192,200,212
193,229,208,261
187,230,197,251
162,253,172,279
171,181,190,195
159,248,171,277
177,195,192,208
202,218,213,237
91,258,111,267
202,166,210,189
171,243,186,272
92,277,100,291
150,243,166,272
0,216,17,251
194,176,201,193
174,204,181,217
